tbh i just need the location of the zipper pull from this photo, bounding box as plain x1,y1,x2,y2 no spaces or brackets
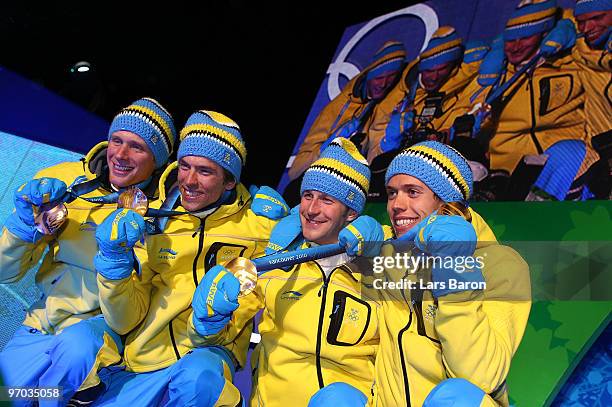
191,220,204,238
318,280,328,297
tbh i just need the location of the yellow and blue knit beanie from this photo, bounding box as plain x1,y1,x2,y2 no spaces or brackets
365,41,406,83
108,97,176,169
301,138,371,214
385,141,473,204
178,110,246,182
418,26,464,72
575,0,611,15
504,0,558,41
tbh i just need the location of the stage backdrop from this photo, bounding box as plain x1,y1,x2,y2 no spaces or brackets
278,0,577,192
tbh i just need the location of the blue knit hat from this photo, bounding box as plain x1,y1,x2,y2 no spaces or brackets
418,26,464,72
365,41,406,83
385,141,473,204
301,138,371,214
504,0,558,41
575,0,612,16
108,97,176,169
178,110,246,182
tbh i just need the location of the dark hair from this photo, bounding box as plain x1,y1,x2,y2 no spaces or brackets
222,168,235,185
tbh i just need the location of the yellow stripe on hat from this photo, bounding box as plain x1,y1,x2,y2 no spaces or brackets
180,123,247,163
506,7,556,28
200,110,240,130
420,38,463,60
128,105,175,146
465,45,488,56
313,157,370,191
331,138,368,165
410,145,470,197
432,26,456,39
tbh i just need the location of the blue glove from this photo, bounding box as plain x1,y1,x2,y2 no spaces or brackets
308,382,367,407
606,31,612,53
265,206,303,255
94,209,146,280
380,108,414,153
463,40,490,64
339,215,384,257
249,185,289,220
5,177,67,243
192,265,240,337
477,36,505,87
398,212,482,297
540,19,576,57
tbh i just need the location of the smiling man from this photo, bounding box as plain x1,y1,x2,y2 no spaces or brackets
373,141,530,406
571,0,611,173
469,0,600,201
0,97,176,404
193,138,386,406
90,110,287,406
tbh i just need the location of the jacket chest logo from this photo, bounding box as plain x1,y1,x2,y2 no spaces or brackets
281,290,303,301
158,247,178,260
424,304,437,321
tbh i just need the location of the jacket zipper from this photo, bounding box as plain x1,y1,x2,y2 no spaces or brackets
168,217,207,362
315,263,339,389
397,291,414,406
528,74,544,154
192,219,206,285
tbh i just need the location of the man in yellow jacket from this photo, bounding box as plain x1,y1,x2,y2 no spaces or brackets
287,41,406,183
0,97,176,405
373,141,531,406
90,110,292,406
572,0,611,198
195,138,386,406
472,0,598,201
368,26,488,162
572,0,611,138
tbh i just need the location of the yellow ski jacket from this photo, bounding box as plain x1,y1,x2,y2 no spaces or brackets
97,162,275,373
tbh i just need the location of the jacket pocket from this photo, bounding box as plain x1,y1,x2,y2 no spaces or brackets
326,291,371,346
538,74,574,116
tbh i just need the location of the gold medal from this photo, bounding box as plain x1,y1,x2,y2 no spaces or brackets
34,202,68,235
225,257,258,297
117,187,148,216
439,202,472,222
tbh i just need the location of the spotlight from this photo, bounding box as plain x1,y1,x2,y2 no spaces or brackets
70,61,92,74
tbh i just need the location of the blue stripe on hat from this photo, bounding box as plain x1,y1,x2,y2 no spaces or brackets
365,41,406,85
504,0,558,41
418,26,464,72
575,0,612,16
